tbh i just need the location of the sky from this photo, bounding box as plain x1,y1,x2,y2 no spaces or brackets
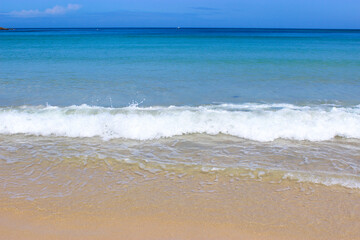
0,0,360,28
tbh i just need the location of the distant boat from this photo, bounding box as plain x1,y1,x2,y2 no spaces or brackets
177,27,181,29
0,27,9,30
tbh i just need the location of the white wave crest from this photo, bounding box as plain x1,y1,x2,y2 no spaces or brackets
0,103,360,141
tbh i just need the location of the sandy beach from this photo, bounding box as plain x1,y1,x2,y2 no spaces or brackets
1,155,359,240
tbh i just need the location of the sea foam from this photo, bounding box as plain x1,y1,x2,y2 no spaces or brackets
0,104,360,141
283,172,360,189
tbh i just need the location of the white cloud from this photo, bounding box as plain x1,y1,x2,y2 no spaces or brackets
8,4,82,17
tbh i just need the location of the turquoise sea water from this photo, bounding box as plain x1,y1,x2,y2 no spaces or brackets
1,28,360,190
1,28,360,107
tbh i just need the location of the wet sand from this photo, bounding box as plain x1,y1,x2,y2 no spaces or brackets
1,157,360,240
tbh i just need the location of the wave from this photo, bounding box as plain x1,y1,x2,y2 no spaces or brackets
0,103,360,141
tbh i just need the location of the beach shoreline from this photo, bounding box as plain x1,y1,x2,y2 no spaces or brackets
1,27,360,240
1,157,359,240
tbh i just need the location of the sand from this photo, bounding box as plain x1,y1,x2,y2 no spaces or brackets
0,157,360,240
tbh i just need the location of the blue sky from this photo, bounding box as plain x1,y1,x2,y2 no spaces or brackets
1,0,359,28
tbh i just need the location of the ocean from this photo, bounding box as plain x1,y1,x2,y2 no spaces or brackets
1,28,360,192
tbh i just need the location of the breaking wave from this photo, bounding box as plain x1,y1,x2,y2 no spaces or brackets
0,103,360,141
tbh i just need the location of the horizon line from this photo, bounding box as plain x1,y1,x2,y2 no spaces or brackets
3,27,360,30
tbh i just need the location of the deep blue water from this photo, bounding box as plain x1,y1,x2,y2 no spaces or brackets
1,28,360,107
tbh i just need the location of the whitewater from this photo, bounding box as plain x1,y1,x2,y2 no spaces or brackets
1,103,360,141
